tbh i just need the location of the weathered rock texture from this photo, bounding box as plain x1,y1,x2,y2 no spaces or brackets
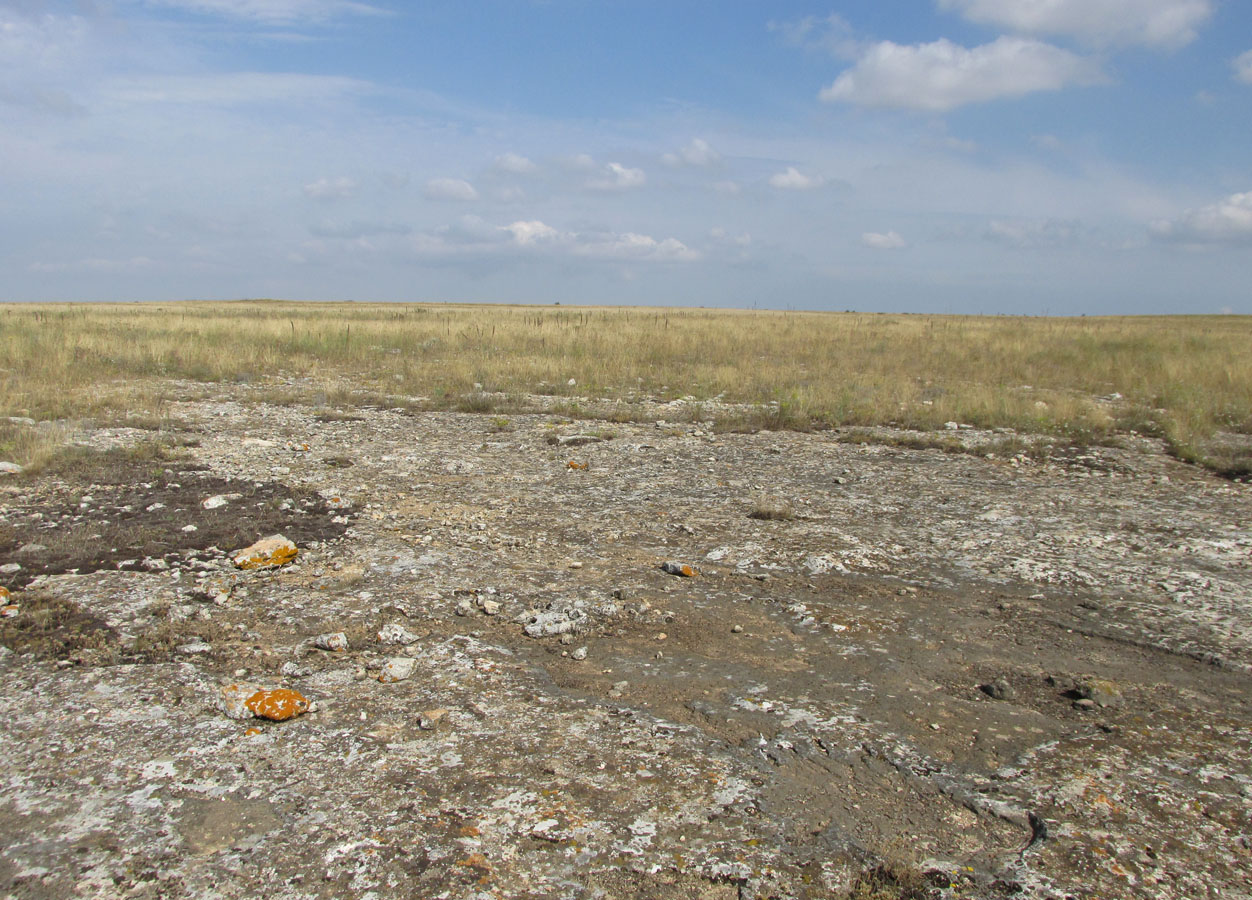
0,391,1249,899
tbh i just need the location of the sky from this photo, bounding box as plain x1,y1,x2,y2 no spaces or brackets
1,0,1250,313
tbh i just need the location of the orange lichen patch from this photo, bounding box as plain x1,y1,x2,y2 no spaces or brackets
457,825,481,838
0,586,11,600
244,727,262,736
245,688,310,721
456,853,492,885
679,564,695,577
1,604,19,619
231,534,298,570
567,461,589,470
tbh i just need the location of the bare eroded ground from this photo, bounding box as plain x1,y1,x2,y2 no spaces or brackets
1,387,1250,899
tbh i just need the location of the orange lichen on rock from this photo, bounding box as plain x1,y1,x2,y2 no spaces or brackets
567,461,589,470
0,586,10,600
245,688,310,721
231,534,298,570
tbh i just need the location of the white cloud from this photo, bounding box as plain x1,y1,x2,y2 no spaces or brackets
303,176,357,199
1234,50,1252,85
493,152,537,175
769,167,824,190
423,178,479,201
588,162,646,191
1151,191,1252,244
574,232,699,262
503,220,562,245
938,0,1213,49
862,231,908,250
821,37,1103,111
662,138,720,167
142,1,385,25
413,218,698,263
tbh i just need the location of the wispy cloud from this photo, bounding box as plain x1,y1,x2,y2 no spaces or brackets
937,0,1213,49
588,162,646,191
1235,49,1252,84
412,217,698,263
493,153,537,175
821,37,1103,111
769,167,824,190
862,230,908,250
141,0,387,25
662,138,720,167
1151,190,1252,244
423,178,479,201
303,176,357,200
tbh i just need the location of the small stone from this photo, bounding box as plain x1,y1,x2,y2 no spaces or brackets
455,599,475,617
1074,698,1097,710
0,462,23,476
202,494,239,510
181,524,198,533
232,534,298,570
377,623,420,645
313,632,349,652
142,557,170,572
661,561,697,577
0,564,20,575
656,632,668,641
219,682,263,720
571,646,588,661
1,605,20,619
246,688,310,721
981,678,1015,701
731,624,744,633
177,641,212,655
1077,678,1124,709
559,633,575,645
279,661,312,678
419,708,448,730
378,657,417,683
146,502,166,512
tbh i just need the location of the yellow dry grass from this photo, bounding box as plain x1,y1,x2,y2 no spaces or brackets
1,301,1249,473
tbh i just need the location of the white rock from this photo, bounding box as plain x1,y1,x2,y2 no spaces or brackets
313,632,349,652
377,623,419,645
378,657,416,683
571,646,588,661
0,462,23,476
202,493,241,510
218,682,263,720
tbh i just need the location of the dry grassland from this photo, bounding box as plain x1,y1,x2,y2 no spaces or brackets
2,301,1249,476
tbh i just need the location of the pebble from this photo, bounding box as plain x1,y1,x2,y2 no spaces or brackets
418,708,448,730
378,657,416,683
480,599,502,616
313,632,349,652
1,563,23,575
247,688,310,721
279,661,312,678
571,646,588,660
0,462,23,476
377,623,420,645
731,624,744,633
661,561,698,577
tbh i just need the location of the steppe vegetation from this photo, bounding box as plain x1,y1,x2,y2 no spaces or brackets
2,301,1249,476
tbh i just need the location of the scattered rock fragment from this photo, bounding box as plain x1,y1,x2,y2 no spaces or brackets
279,661,312,678
202,493,241,510
313,632,349,652
661,561,697,577
246,688,310,721
571,646,588,660
731,624,744,634
981,677,1016,701
377,623,419,645
232,534,298,570
0,462,22,476
418,709,448,730
0,564,21,575
1077,677,1124,709
378,657,416,683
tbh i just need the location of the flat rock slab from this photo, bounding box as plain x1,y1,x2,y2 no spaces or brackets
0,390,1249,899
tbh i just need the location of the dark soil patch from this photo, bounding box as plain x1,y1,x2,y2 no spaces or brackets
0,446,349,592
0,593,119,663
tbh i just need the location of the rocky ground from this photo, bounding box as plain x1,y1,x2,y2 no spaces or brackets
1,385,1250,899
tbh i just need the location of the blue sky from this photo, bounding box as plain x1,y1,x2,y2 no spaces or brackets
2,0,1250,312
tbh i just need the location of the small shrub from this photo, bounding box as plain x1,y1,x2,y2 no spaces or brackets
748,497,794,521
